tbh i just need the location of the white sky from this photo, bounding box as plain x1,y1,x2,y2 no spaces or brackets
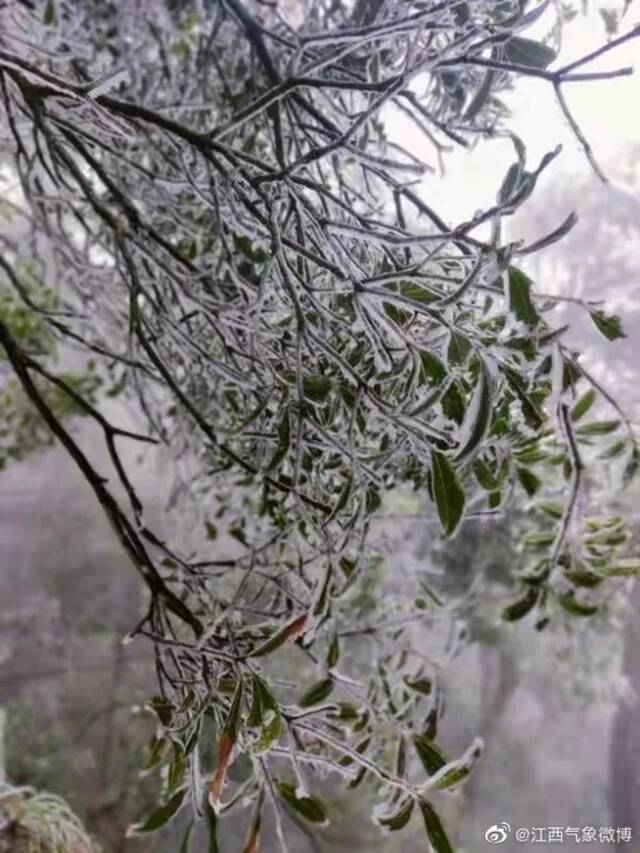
391,6,640,224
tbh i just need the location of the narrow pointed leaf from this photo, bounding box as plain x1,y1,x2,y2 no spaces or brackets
376,797,414,831
431,451,465,537
507,266,540,327
419,800,454,853
570,389,596,421
413,734,447,776
249,613,308,658
276,782,328,824
128,788,187,834
299,677,335,708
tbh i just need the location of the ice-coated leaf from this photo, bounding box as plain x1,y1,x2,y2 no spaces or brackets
575,420,620,437
502,587,538,621
465,69,496,120
557,592,598,617
447,331,472,366
538,501,563,520
589,309,626,341
128,788,187,834
375,797,414,831
209,679,244,804
326,634,340,668
570,389,596,421
419,349,447,385
517,466,541,497
428,739,482,791
506,266,540,327
601,562,640,578
419,799,454,853
249,613,308,658
247,674,283,754
431,451,465,537
403,675,432,695
298,677,335,708
266,406,291,471
276,782,328,824
413,734,447,776
505,36,556,68
456,358,493,462
43,0,56,25
303,375,332,402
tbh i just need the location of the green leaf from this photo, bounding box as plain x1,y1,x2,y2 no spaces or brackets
413,734,447,776
303,375,332,402
365,486,382,514
558,593,598,617
419,349,447,385
601,562,640,578
624,444,640,486
502,587,538,621
447,331,472,366
266,406,291,471
224,678,244,740
538,501,563,520
298,677,335,708
145,695,174,726
589,309,626,341
376,797,414,831
456,359,493,462
233,234,267,264
246,674,283,754
419,800,454,853
249,613,307,658
168,743,186,794
441,381,466,425
599,439,627,460
431,761,471,791
276,782,328,824
565,568,604,588
505,36,556,68
575,419,620,436
326,634,340,668
570,389,596,421
431,451,465,537
503,368,546,430
403,676,432,695
473,457,498,491
507,266,540,327
521,532,555,548
489,490,501,509
43,0,56,25
517,466,541,497
465,68,496,121
128,788,187,834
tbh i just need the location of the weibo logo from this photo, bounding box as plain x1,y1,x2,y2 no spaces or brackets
484,822,511,844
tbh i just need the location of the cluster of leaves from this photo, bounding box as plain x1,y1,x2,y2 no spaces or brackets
1,0,639,849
